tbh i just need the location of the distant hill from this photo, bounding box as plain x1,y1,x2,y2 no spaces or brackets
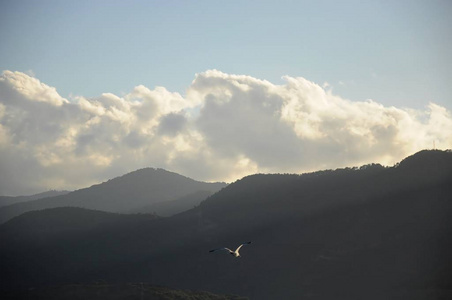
0,190,70,208
0,168,226,223
1,150,451,299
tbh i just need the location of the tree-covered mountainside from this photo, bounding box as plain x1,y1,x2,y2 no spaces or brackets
0,168,227,223
1,283,248,300
0,207,158,239
1,150,451,299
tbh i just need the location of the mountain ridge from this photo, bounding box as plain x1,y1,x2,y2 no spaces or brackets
1,150,451,299
0,168,227,223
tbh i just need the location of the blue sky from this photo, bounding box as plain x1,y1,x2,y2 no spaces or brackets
1,0,451,109
1,0,452,195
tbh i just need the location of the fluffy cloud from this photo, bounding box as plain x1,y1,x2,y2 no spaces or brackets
0,70,451,195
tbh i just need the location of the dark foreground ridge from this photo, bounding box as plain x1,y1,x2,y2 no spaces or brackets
0,150,451,299
1,283,248,300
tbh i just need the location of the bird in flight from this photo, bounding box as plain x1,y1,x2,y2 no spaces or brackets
209,242,252,257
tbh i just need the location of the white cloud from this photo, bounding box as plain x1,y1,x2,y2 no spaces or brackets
0,70,68,107
0,70,451,195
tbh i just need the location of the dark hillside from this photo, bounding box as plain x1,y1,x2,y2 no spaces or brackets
1,150,451,299
1,283,248,300
1,207,158,239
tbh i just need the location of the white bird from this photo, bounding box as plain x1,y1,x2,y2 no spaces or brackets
209,242,252,257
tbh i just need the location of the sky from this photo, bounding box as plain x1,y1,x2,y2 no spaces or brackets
0,0,451,196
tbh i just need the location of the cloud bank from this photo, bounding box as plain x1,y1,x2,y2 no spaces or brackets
1,70,451,195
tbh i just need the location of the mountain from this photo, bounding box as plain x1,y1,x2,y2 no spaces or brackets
0,190,70,208
0,150,451,299
0,168,227,223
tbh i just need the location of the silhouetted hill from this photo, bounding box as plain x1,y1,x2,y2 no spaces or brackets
0,168,226,223
0,190,70,208
0,283,248,300
1,150,451,299
0,207,158,239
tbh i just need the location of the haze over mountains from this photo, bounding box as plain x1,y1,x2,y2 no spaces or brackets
1,150,451,299
0,168,227,223
0,190,70,208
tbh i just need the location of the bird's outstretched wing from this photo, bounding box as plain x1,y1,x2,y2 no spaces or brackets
209,247,233,253
235,241,252,252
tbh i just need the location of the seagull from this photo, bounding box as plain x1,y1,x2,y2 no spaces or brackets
209,242,252,257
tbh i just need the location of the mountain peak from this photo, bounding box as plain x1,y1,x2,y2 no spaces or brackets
0,168,227,223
